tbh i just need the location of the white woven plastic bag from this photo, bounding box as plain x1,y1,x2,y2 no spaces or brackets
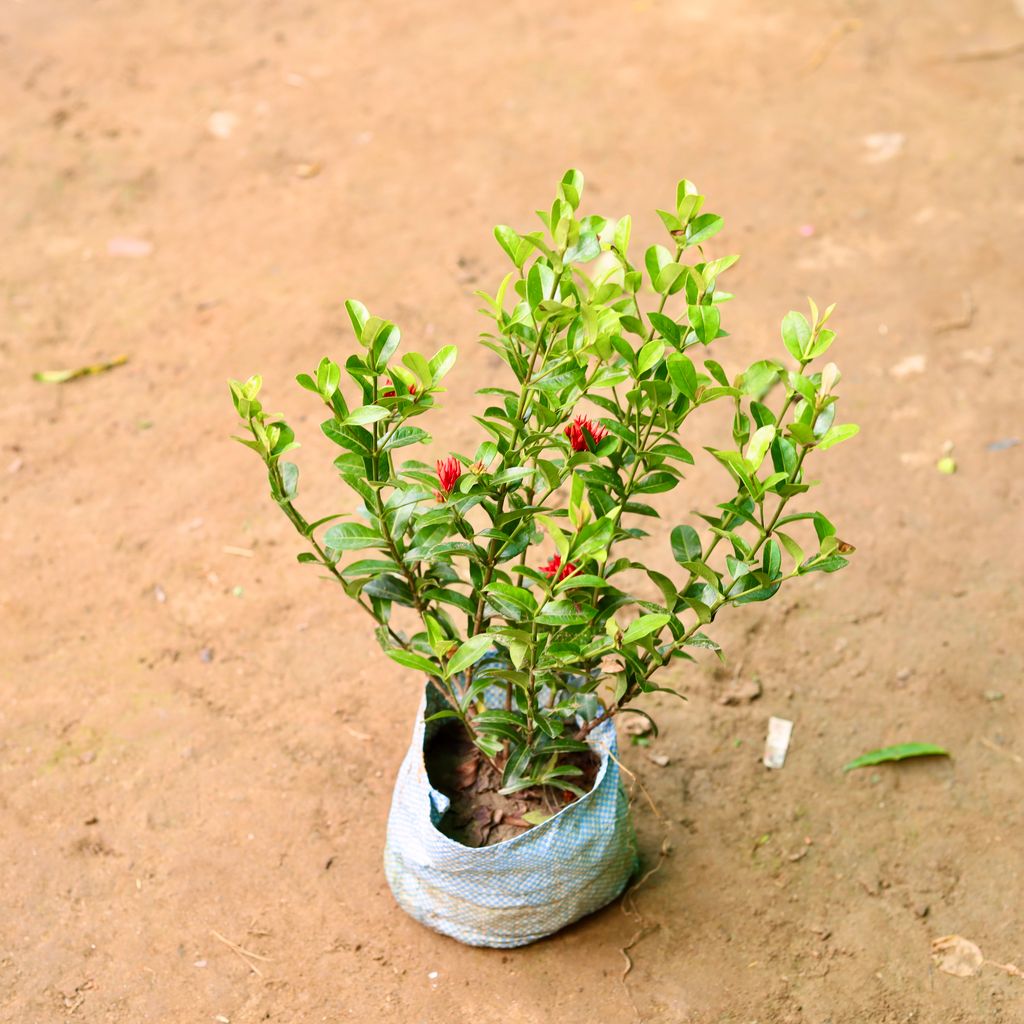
383,684,638,948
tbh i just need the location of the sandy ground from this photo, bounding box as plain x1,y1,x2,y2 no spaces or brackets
2,1,1024,1021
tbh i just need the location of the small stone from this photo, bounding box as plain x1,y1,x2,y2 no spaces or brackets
862,131,905,163
915,903,930,918
984,690,1004,702
646,753,671,767
890,354,926,378
106,235,154,258
895,667,913,683
622,717,652,737
199,647,214,663
206,111,238,139
153,584,167,603
718,678,762,706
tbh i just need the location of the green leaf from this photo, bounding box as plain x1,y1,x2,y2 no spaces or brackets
842,743,950,773
670,525,702,563
564,232,600,264
637,340,665,375
386,649,441,676
346,405,390,425
402,352,433,388
345,299,369,341
446,634,494,677
745,425,776,472
645,244,673,289
527,262,554,310
806,327,836,359
816,423,859,450
688,304,720,345
323,522,384,551
381,425,430,450
622,613,670,644
613,215,632,255
686,213,723,246
535,601,594,626
781,311,811,360
485,581,538,616
556,574,609,592
666,352,698,399
279,461,299,500
429,344,458,381
776,531,804,566
648,312,681,347
494,225,526,267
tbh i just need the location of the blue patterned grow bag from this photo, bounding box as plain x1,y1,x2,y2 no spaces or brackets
383,684,638,948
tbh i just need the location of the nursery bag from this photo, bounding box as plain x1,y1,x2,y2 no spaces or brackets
383,683,638,948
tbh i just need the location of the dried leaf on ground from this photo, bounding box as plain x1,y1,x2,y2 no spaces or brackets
932,935,983,977
33,355,128,384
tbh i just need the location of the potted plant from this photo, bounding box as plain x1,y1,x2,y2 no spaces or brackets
229,171,857,948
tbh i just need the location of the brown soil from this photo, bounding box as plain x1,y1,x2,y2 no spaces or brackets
2,2,1024,1023
425,722,600,847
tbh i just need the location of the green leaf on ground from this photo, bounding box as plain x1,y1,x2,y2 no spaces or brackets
843,743,950,773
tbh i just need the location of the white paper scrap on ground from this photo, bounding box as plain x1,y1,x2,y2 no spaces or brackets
763,716,794,769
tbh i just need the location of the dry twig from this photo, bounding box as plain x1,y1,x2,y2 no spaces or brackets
210,929,272,977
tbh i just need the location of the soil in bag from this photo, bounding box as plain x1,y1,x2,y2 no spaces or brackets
425,722,601,848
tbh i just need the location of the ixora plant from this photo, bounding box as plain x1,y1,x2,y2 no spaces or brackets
230,171,857,947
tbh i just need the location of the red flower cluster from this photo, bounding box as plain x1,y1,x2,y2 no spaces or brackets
564,413,608,453
435,457,462,501
539,554,578,582
381,379,416,399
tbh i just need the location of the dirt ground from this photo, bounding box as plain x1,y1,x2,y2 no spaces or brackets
2,1,1023,1021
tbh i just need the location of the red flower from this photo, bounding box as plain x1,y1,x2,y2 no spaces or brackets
381,379,416,399
564,414,608,453
539,554,578,582
435,457,462,500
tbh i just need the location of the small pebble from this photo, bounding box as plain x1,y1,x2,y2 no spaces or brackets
890,354,926,378
862,131,905,163
984,690,1004,702
199,647,214,663
206,111,238,139
106,236,154,258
